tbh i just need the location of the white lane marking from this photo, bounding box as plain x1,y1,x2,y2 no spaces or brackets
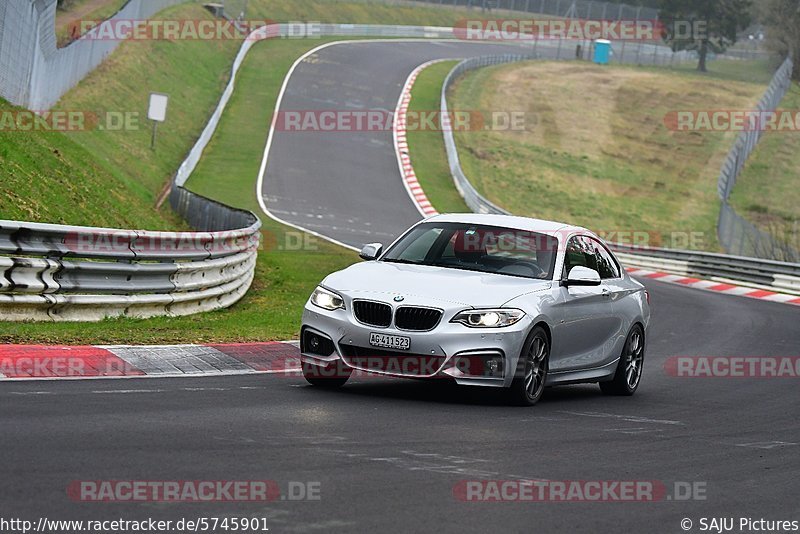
736,441,798,450
4,385,277,397
688,280,720,289
255,39,524,252
91,389,168,394
653,274,686,283
602,427,665,435
721,286,760,296
763,293,798,303
561,411,685,426
0,368,301,383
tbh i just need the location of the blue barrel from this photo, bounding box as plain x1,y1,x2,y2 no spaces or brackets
594,39,611,65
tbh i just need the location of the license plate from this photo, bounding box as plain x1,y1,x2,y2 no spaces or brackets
369,332,411,351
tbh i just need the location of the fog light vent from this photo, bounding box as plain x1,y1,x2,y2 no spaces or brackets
303,329,334,357
454,351,505,378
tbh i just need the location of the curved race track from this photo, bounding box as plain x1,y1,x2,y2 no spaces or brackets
260,40,551,248
1,40,798,533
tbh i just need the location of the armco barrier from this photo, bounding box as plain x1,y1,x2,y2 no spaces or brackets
0,189,260,322
440,54,532,214
438,54,800,290
612,245,800,296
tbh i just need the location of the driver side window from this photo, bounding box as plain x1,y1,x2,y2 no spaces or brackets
563,236,599,278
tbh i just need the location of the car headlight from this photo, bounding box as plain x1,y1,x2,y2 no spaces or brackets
451,309,525,328
310,286,345,311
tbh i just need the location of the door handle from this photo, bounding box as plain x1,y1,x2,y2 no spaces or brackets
602,288,610,299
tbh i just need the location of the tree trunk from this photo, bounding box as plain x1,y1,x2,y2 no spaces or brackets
697,40,709,72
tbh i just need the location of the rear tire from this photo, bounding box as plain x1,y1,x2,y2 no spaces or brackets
302,361,352,388
507,326,549,406
600,324,644,396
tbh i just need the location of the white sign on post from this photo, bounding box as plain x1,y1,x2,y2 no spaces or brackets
148,93,169,122
148,93,169,151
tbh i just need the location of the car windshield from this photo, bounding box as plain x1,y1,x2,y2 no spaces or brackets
381,222,559,280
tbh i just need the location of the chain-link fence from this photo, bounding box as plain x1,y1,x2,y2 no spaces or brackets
0,0,183,110
715,56,797,262
409,0,659,21
220,0,249,21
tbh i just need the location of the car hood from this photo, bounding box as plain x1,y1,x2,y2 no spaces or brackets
323,261,550,307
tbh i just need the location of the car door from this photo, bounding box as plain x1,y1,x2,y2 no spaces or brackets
549,235,619,372
588,236,632,357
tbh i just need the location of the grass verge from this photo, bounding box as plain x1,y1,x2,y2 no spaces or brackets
405,60,469,214
448,60,769,250
0,98,181,229
0,38,357,344
55,0,128,47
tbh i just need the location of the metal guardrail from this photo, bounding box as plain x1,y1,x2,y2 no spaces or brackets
439,55,800,294
441,54,531,214
612,244,800,295
0,189,261,322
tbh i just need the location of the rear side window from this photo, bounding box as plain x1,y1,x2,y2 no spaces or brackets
590,238,621,279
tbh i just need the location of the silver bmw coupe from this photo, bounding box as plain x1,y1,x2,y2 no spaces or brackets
300,214,650,406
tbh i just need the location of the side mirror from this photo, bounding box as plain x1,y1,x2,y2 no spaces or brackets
359,242,383,261
563,266,602,287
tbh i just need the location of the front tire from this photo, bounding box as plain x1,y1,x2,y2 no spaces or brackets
302,361,352,388
508,326,549,406
600,324,644,396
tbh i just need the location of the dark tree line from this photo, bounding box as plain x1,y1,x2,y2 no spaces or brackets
659,0,753,72
659,0,799,77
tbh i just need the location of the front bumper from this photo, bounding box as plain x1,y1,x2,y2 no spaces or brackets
301,304,532,388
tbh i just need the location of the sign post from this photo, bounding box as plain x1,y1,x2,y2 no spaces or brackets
148,93,169,151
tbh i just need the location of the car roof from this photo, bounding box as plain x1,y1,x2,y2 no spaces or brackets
425,213,589,239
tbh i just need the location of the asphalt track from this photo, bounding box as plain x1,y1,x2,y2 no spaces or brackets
260,40,554,248
1,280,798,532
2,41,799,533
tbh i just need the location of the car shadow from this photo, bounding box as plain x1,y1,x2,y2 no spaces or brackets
296,377,607,407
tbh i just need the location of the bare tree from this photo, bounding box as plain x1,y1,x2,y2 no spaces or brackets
757,0,800,79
